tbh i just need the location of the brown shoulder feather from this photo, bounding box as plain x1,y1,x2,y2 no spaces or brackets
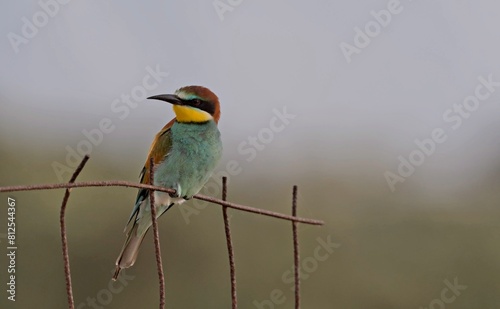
141,118,175,184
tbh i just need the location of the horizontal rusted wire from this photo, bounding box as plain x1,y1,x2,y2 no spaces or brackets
0,182,324,226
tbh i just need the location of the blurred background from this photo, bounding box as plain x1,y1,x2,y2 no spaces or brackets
1,0,500,308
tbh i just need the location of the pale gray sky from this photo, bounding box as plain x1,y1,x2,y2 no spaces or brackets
1,0,500,192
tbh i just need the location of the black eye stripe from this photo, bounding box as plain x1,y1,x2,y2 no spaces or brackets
186,98,215,115
188,98,201,106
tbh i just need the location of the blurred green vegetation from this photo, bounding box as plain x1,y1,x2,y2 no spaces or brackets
1,138,500,309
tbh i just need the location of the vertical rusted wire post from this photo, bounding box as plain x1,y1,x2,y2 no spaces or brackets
221,177,237,308
149,158,165,309
60,155,89,309
292,185,300,309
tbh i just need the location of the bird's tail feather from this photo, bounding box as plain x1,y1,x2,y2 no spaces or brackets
112,202,175,280
113,224,148,280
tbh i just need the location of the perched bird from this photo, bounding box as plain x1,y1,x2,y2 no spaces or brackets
113,85,223,280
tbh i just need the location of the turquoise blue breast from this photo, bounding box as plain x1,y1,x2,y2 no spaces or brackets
154,120,222,198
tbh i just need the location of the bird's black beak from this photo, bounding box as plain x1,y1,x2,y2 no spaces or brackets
147,94,184,105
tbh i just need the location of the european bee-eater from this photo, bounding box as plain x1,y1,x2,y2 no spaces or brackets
113,85,223,280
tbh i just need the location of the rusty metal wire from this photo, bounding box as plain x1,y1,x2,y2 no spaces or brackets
0,156,325,308
221,177,237,308
60,155,89,309
148,158,166,309
0,183,323,225
292,185,300,309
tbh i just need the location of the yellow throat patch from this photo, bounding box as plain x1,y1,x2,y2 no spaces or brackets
173,105,212,123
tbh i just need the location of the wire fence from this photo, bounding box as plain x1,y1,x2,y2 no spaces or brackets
0,155,324,309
